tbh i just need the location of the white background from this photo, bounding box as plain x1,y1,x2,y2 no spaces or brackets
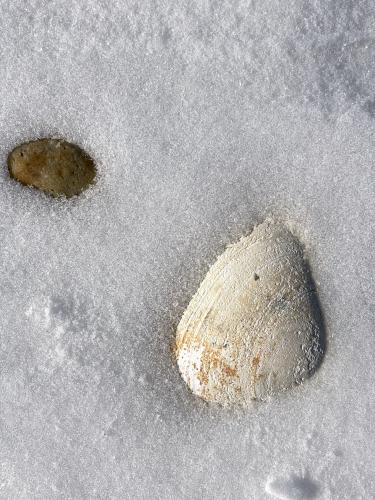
0,1,374,498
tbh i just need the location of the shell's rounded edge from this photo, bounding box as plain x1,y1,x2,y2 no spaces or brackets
7,138,97,198
175,219,325,407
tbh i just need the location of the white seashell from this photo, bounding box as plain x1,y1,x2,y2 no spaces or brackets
175,219,323,405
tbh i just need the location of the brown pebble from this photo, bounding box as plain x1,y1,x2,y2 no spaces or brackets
7,138,96,198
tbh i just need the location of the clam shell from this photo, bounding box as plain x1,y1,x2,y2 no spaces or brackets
7,138,96,198
175,220,323,405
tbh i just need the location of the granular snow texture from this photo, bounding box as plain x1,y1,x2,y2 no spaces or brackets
0,1,374,499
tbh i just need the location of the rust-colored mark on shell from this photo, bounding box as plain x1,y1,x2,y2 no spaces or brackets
7,138,96,198
175,330,239,401
199,343,238,381
251,354,264,388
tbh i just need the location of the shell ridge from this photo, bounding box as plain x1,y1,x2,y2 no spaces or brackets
178,230,288,335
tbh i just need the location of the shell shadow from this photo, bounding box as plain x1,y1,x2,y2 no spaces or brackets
303,257,327,376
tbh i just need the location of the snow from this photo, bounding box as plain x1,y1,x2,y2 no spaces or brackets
0,1,374,498
265,473,320,500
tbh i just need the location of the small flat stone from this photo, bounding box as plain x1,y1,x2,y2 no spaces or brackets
7,138,96,198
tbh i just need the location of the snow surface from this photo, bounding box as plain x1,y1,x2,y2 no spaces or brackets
0,1,374,498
